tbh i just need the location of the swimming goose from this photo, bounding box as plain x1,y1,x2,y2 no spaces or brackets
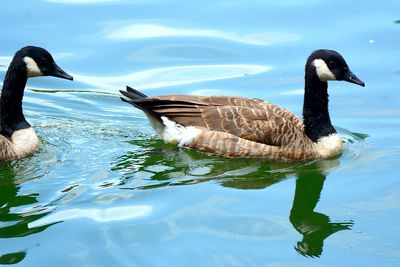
0,46,73,161
120,49,364,160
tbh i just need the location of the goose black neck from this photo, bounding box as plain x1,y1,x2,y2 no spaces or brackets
0,59,30,137
302,68,336,142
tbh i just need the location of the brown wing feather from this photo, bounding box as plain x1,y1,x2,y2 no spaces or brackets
129,94,304,146
152,95,303,129
199,105,304,146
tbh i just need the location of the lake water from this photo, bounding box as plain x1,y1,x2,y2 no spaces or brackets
1,0,400,266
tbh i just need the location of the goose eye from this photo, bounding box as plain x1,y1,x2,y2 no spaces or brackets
41,57,48,64
328,61,337,69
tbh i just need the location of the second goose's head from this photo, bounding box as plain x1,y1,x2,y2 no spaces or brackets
13,46,73,81
306,49,365,87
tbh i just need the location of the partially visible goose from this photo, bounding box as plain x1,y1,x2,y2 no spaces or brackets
120,49,364,160
0,46,73,161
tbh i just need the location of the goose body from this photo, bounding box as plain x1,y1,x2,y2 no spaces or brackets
0,46,73,161
121,49,364,160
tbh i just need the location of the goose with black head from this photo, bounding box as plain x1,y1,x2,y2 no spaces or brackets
120,49,364,160
0,46,73,161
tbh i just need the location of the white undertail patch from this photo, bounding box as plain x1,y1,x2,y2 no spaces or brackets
23,56,43,77
11,127,40,158
316,133,343,158
161,116,201,147
313,59,336,82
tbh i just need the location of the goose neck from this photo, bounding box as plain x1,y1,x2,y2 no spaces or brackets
302,73,336,142
0,60,29,137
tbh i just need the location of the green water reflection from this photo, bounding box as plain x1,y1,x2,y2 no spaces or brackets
0,251,26,265
0,163,52,264
113,137,357,257
290,171,353,257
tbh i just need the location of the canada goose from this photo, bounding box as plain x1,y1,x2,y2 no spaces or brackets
0,46,73,161
120,49,364,160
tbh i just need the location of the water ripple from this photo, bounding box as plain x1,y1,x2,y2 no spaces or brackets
111,127,367,191
72,64,270,91
104,24,301,46
28,205,152,228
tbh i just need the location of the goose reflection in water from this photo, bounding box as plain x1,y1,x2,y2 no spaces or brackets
114,139,354,257
290,170,353,257
0,163,54,265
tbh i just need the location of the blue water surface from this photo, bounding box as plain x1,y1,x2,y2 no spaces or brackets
0,0,400,266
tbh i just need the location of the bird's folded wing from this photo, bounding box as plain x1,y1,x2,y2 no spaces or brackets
131,95,304,146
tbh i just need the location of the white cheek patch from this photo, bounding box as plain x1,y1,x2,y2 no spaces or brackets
161,116,201,147
23,56,43,77
313,59,336,82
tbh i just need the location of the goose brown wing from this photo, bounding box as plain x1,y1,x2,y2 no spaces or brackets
198,105,304,146
129,94,304,146
150,95,304,129
128,95,267,128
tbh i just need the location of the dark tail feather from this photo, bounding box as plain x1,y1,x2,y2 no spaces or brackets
120,87,161,123
120,86,162,124
120,86,149,109
126,86,148,98
119,96,141,109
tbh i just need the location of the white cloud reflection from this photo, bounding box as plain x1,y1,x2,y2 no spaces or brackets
1,53,270,92
73,64,271,90
280,88,304,96
28,205,152,228
105,24,300,46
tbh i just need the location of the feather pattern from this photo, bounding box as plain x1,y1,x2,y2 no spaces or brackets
0,136,17,160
